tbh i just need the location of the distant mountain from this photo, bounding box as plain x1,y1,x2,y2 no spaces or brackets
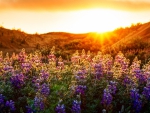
0,21,150,56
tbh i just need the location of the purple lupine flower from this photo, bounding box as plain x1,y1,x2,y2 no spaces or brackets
40,70,49,80
101,89,113,106
0,94,5,107
130,88,140,100
134,68,146,84
55,104,66,113
26,106,35,113
75,85,86,95
108,81,117,95
94,63,103,79
130,88,142,113
123,76,133,86
5,100,16,111
142,78,150,100
34,96,45,111
114,52,129,74
21,62,31,72
103,56,113,74
142,87,150,100
3,65,13,72
41,83,50,96
132,99,142,113
75,70,86,81
71,100,81,113
32,76,38,84
33,78,41,90
10,73,25,88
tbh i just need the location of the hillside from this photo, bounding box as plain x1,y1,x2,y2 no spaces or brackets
0,22,150,57
110,22,150,52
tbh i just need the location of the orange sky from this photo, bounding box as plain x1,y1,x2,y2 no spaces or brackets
0,0,150,34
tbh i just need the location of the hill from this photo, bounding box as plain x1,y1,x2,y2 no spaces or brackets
0,22,150,58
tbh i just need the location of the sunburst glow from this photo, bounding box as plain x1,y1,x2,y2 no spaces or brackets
0,8,150,34
68,9,127,33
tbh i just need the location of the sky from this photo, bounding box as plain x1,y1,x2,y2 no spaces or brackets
0,0,150,34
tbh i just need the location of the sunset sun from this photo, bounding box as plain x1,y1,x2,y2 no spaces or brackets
70,9,125,33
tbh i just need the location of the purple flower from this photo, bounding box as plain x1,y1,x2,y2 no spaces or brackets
5,100,15,111
34,96,45,111
71,100,81,113
108,81,117,94
130,88,142,113
10,73,25,88
142,87,150,100
75,70,86,81
94,63,103,79
130,88,140,100
3,65,13,72
123,76,133,86
0,94,5,109
26,106,35,113
75,85,86,95
21,62,31,72
101,89,113,106
40,83,50,96
142,78,150,100
134,68,146,84
40,70,49,80
55,104,66,113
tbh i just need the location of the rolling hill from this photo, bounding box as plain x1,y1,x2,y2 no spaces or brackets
0,22,150,57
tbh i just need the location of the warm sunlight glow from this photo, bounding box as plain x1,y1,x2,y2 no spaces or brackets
0,8,150,34
68,9,125,33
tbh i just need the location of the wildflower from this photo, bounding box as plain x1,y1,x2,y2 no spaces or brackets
123,76,133,86
34,96,45,111
21,62,31,72
5,100,16,111
134,68,146,84
75,70,86,81
55,104,66,113
40,83,50,96
0,94,5,109
142,77,150,100
75,85,86,95
142,87,150,100
94,63,103,79
108,81,117,95
71,100,81,113
101,89,113,106
10,73,25,88
40,70,49,80
26,106,35,113
130,88,142,113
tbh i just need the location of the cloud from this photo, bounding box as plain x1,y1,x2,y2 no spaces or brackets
0,0,150,12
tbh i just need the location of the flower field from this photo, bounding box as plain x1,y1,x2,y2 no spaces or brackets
0,47,150,113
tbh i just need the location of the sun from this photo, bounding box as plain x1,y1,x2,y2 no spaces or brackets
69,8,125,33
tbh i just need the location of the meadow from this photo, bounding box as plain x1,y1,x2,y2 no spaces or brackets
0,46,150,113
